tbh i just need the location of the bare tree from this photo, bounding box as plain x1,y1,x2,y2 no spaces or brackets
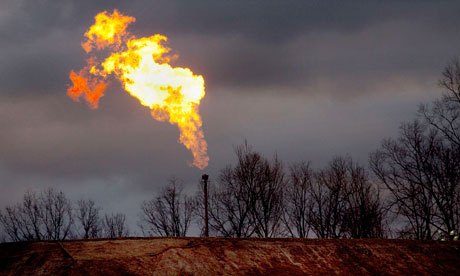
305,156,385,239
209,143,263,238
0,188,75,241
76,199,101,239
0,192,44,241
416,59,460,239
139,178,194,237
1,188,134,241
370,119,460,239
0,205,33,242
419,59,460,147
204,143,286,238
40,188,74,240
283,162,314,238
308,157,349,238
0,207,18,242
19,191,43,240
252,155,285,238
0,189,75,241
370,123,433,239
341,161,385,238
102,213,129,238
206,143,262,237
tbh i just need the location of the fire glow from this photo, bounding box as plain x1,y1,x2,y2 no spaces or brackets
67,10,209,169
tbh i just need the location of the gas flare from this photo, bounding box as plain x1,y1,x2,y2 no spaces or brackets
68,10,209,169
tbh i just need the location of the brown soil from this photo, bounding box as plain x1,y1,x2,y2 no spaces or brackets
0,238,459,275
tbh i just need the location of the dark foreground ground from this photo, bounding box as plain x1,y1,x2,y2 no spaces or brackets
0,237,459,275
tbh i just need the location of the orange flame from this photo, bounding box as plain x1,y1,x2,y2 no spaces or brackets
68,10,209,169
68,58,108,109
81,10,135,53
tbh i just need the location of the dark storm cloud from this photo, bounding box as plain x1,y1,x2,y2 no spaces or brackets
128,0,457,41
1,0,460,96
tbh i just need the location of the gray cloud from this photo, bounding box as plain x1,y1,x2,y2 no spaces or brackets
2,0,459,96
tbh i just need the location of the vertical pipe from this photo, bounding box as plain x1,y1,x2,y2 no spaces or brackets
202,174,209,237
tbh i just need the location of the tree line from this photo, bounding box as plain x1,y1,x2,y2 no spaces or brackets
0,189,129,242
1,60,459,242
188,147,386,239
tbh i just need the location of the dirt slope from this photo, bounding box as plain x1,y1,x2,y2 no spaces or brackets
0,238,459,275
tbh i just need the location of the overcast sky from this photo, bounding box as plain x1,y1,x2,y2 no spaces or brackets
1,0,459,234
